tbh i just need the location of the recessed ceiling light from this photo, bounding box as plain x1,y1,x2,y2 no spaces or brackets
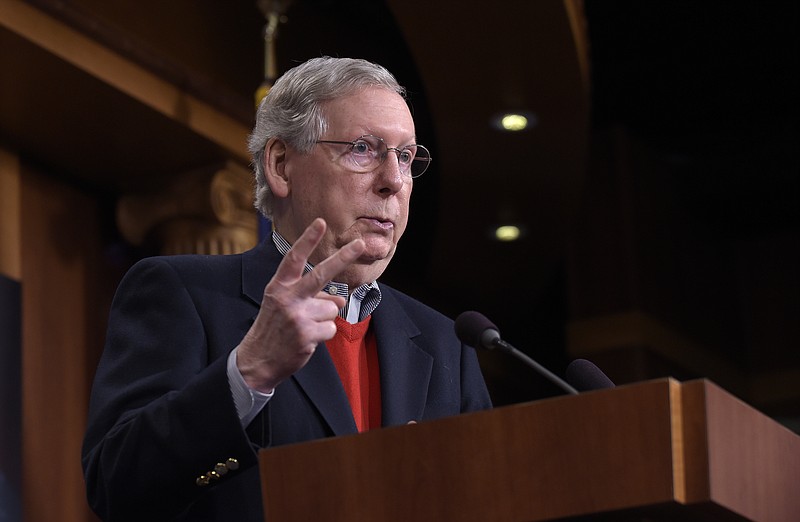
491,112,538,132
501,114,528,131
494,225,521,242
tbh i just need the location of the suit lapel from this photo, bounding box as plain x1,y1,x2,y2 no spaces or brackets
293,344,358,435
240,240,357,436
241,239,281,307
372,289,433,426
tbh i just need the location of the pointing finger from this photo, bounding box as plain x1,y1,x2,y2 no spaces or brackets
271,218,327,284
295,238,366,296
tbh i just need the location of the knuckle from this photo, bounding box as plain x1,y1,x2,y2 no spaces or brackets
308,269,328,288
284,248,304,265
325,300,341,317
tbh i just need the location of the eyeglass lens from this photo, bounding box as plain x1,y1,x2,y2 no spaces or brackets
351,136,430,178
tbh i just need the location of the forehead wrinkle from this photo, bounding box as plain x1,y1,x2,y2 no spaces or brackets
324,89,415,144
358,128,418,148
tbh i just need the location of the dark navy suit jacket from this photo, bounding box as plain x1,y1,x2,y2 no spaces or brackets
82,239,492,521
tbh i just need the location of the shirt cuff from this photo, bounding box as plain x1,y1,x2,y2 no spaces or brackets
227,346,273,427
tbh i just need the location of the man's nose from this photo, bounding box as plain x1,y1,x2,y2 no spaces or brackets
376,151,406,193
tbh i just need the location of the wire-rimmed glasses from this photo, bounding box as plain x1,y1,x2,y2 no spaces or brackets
316,135,432,178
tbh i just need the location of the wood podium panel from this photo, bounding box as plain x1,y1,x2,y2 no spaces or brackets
679,380,800,521
259,379,799,521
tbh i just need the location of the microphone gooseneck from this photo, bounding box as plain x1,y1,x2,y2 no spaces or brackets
455,311,579,395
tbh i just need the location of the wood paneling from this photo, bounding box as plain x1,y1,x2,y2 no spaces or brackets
0,0,249,162
0,147,21,280
21,166,112,522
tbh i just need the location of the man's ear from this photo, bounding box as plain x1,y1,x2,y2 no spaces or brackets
263,137,290,198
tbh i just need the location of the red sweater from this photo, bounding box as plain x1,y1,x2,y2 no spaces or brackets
327,315,382,432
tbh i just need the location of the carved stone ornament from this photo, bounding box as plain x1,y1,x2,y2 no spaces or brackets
117,161,258,255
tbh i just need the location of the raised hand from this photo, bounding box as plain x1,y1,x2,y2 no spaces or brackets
236,218,366,392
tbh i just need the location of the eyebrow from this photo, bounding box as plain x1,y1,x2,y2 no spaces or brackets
358,129,418,144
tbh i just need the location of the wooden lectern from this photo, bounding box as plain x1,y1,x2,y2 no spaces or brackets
259,379,799,521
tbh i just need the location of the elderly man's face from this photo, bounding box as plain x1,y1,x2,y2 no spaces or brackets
276,87,415,287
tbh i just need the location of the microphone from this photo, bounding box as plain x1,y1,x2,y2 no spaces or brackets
455,311,578,395
565,359,615,392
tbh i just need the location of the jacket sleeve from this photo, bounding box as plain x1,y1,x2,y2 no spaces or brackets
81,258,258,521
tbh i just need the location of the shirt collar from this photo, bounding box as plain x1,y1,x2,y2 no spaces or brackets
271,230,382,320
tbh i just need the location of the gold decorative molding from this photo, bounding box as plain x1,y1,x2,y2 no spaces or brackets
117,161,258,255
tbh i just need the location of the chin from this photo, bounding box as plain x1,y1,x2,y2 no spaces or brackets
341,256,391,287
356,248,394,273
356,254,391,268
360,239,396,261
